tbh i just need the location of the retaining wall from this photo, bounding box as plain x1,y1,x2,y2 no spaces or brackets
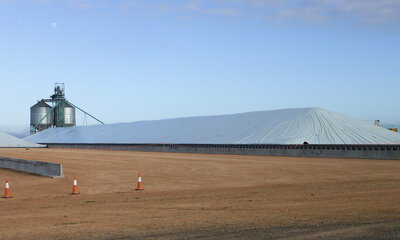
46,143,400,160
0,157,63,178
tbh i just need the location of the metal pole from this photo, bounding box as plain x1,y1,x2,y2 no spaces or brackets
66,101,104,125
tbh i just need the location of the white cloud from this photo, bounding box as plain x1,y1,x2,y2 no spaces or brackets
4,0,399,28
51,22,57,29
236,0,400,26
119,0,400,27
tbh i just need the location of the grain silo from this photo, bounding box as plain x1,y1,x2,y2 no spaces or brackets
51,83,76,128
63,101,76,127
30,100,53,133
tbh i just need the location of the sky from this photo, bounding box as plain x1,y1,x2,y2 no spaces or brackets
0,0,400,134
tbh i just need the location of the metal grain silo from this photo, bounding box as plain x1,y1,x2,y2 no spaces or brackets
64,101,76,127
30,100,53,132
53,101,76,127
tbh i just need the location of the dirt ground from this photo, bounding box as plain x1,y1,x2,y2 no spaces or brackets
0,148,399,239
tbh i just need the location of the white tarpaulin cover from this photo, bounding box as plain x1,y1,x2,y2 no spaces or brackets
0,131,43,148
25,108,400,145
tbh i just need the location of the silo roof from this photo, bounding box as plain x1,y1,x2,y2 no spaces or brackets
64,101,74,108
31,100,51,108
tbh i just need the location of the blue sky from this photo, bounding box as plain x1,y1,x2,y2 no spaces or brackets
1,0,400,134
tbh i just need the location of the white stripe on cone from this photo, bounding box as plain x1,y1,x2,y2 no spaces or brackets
5,183,9,188
73,180,77,185
138,177,142,182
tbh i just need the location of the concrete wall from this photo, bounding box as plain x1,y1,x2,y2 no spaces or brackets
0,157,63,178
46,143,400,160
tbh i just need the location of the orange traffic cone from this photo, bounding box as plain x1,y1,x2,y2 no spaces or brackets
135,173,144,191
71,176,80,195
3,178,12,198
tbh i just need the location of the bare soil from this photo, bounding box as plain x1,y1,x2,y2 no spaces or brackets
0,148,399,239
